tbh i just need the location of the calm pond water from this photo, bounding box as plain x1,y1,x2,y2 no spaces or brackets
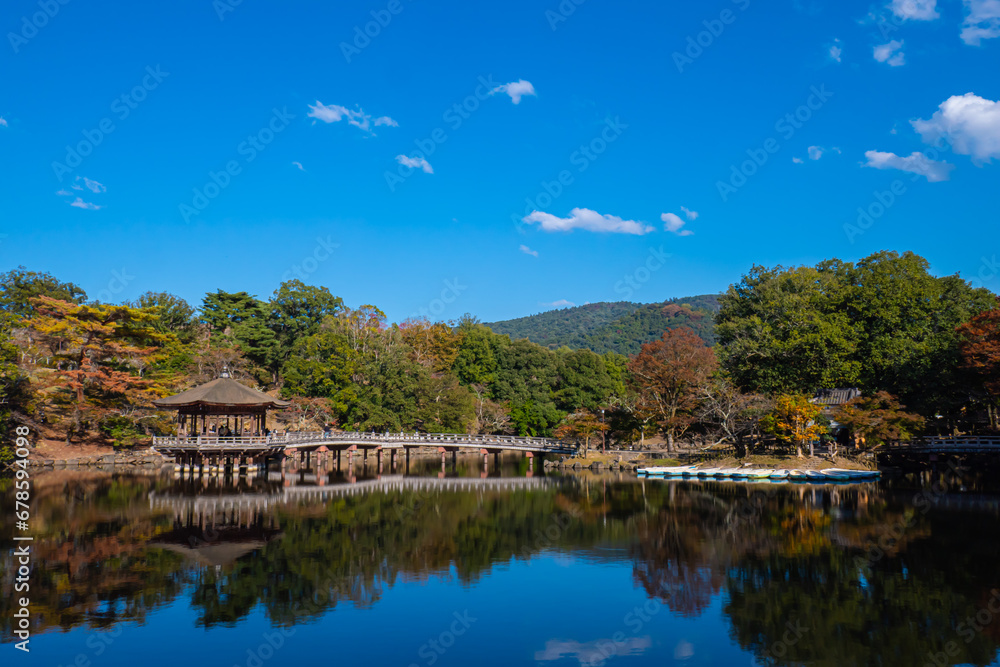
3,460,1000,667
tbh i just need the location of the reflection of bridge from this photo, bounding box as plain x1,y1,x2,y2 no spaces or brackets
149,475,559,518
152,431,576,473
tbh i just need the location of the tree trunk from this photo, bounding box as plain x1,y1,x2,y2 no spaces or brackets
796,441,804,458
666,431,674,453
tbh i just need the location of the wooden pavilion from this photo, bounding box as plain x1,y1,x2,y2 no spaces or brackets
153,369,290,438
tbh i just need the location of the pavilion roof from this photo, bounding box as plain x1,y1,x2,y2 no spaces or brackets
153,377,290,409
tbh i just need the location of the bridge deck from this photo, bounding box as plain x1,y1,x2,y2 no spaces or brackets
152,431,576,456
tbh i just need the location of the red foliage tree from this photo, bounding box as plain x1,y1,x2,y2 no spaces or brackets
957,306,1000,430
628,328,717,452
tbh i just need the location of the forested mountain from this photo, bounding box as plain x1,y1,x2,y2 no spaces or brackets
486,295,721,355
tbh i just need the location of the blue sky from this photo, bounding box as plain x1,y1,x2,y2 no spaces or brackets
2,0,998,323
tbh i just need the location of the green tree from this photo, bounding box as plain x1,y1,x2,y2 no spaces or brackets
452,317,500,386
200,290,279,383
0,266,87,319
553,348,615,412
0,312,32,463
130,292,196,341
268,280,344,370
716,264,859,394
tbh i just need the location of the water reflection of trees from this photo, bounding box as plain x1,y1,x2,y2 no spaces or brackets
4,471,1000,667
0,472,190,639
630,478,1000,666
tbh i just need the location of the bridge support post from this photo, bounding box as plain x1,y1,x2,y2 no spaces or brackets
405,447,411,473
390,449,397,472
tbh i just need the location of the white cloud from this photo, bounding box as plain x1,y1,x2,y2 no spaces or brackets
0,117,7,127
395,154,433,174
661,212,694,236
523,208,654,235
307,101,398,134
78,176,106,193
961,0,1000,44
792,156,805,164
912,93,1000,163
519,244,539,257
540,299,575,309
490,79,537,104
292,161,305,171
69,197,103,210
874,40,906,66
830,44,843,62
889,0,939,20
863,150,955,181
680,206,699,221
808,146,825,160
55,189,72,196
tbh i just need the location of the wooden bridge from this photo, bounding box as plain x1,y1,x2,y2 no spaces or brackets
885,436,1000,455
151,430,577,471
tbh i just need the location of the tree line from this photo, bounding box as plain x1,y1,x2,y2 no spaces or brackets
2,249,999,458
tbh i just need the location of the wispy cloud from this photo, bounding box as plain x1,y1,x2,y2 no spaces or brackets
78,176,106,193
540,299,575,309
519,244,539,257
808,146,825,160
829,38,843,62
863,150,955,181
874,40,906,66
661,212,694,236
792,156,805,164
395,154,433,174
889,0,939,21
490,79,537,104
292,161,305,171
0,117,7,127
523,208,654,235
961,0,1000,44
59,177,106,208
307,101,398,134
680,206,699,221
69,197,103,210
912,93,1000,163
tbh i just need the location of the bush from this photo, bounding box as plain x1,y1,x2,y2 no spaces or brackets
99,416,146,450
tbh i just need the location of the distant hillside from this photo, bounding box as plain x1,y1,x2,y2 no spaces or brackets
486,295,722,356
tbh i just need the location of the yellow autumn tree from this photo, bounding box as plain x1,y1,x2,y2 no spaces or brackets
25,296,171,443
762,393,825,458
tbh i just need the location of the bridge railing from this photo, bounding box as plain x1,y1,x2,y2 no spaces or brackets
152,431,574,452
886,436,1000,450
